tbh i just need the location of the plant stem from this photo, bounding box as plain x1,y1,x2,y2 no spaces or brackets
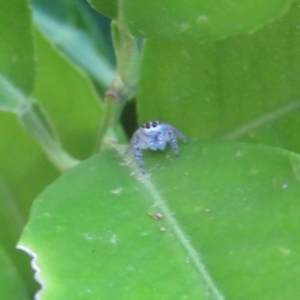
19,101,79,172
97,17,139,150
0,74,79,172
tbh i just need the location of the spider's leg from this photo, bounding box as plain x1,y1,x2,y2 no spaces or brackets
167,127,179,156
132,136,146,174
172,127,188,144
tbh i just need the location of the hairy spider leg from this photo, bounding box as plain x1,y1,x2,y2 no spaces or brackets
173,126,188,144
132,135,146,174
167,126,180,155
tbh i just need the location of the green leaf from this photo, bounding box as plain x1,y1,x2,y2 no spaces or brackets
33,7,115,87
0,73,79,171
0,1,59,292
0,0,34,94
0,113,59,293
0,3,79,172
0,75,29,112
0,245,30,300
32,28,103,160
0,112,59,229
19,140,300,299
137,1,300,153
0,0,34,110
87,0,118,19
122,0,293,41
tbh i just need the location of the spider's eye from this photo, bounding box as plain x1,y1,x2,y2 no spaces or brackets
145,123,151,129
152,121,158,127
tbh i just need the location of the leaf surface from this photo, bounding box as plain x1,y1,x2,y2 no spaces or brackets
137,1,300,153
19,140,300,299
0,112,59,293
0,0,34,94
32,28,103,159
33,6,115,88
122,0,293,41
0,0,103,292
0,0,51,292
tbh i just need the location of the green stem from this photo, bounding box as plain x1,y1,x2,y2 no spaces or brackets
19,102,79,172
97,18,139,150
0,74,79,172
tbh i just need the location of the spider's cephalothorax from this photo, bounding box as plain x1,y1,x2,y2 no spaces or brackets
128,121,188,174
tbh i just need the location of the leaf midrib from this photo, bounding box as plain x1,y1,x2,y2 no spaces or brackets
114,143,225,300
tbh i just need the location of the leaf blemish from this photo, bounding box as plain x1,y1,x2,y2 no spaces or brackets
126,265,135,271
180,22,190,32
111,187,123,195
110,235,117,244
282,184,288,189
84,233,96,241
248,168,260,175
137,29,146,36
279,248,291,255
235,150,243,157
197,15,208,23
148,212,163,221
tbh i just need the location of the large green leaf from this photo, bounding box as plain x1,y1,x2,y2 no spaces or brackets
0,0,51,293
137,0,300,153
19,140,300,299
122,0,293,41
0,1,103,293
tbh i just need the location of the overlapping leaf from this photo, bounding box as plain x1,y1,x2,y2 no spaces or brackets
137,0,300,153
123,0,293,41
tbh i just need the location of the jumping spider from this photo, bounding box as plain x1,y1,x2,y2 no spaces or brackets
127,121,188,174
